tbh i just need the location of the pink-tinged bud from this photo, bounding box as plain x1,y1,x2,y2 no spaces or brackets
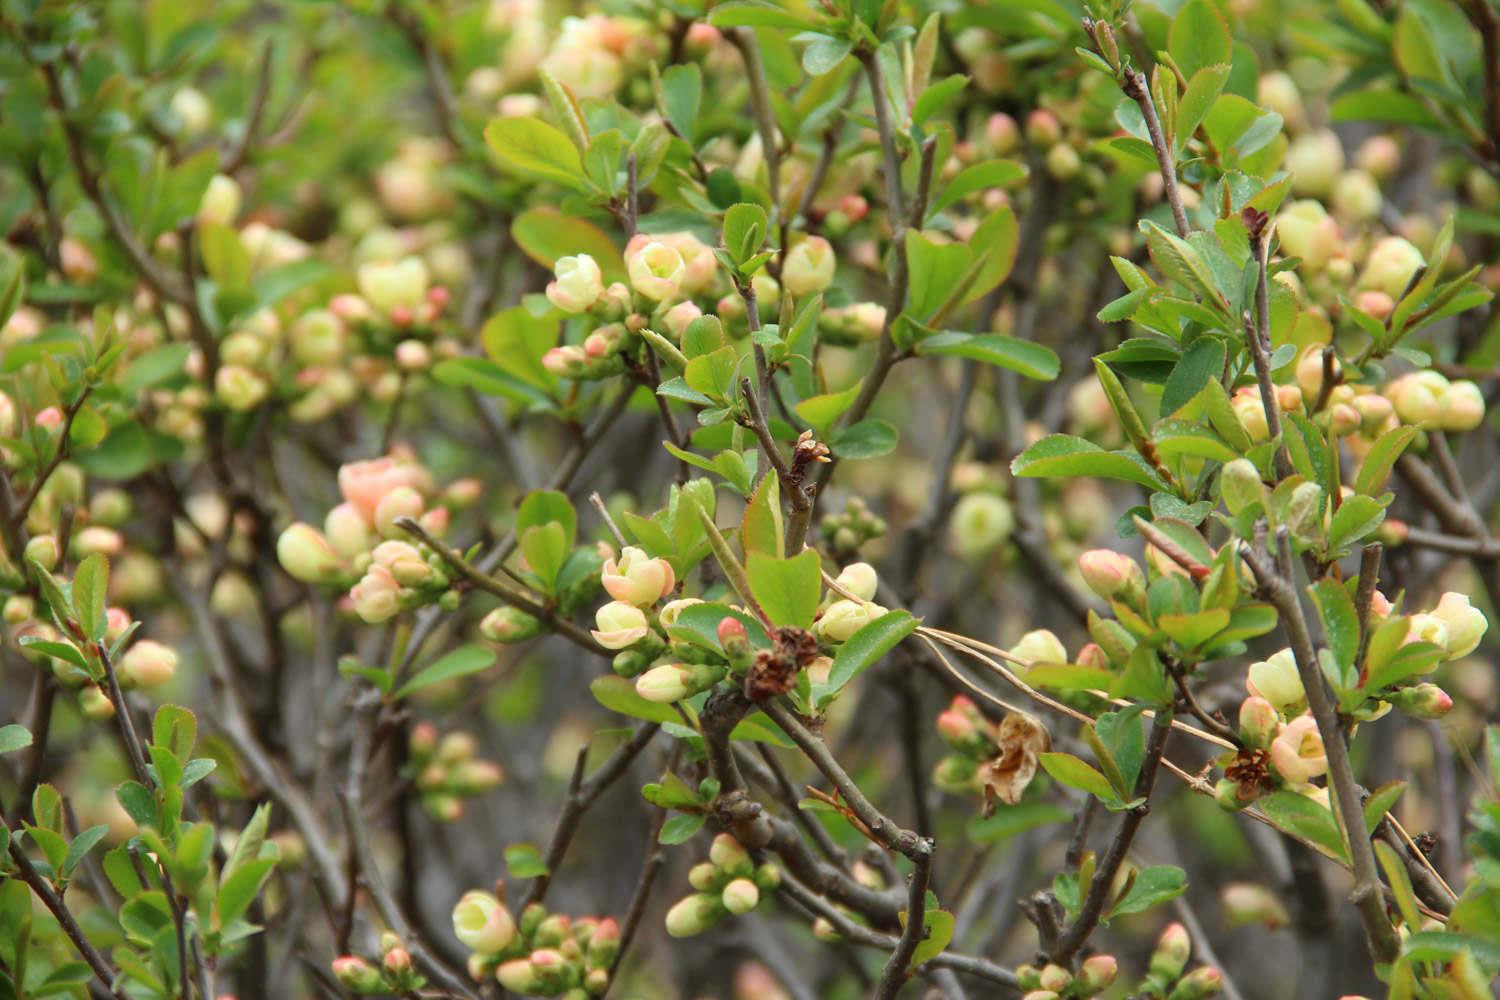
1295,346,1337,401
1024,109,1061,147
1044,142,1082,180
1150,922,1192,982
1231,388,1270,442
717,615,749,649
985,112,1020,154
394,339,431,372
381,947,412,978
1009,628,1067,666
663,300,703,339
450,893,516,953
839,193,869,222
1169,966,1224,1000
586,917,620,967
1269,714,1327,785
34,406,64,431
689,861,720,891
1238,696,1281,750
834,561,878,601
1387,371,1450,428
782,237,836,297
1354,289,1394,320
495,958,541,993
602,546,675,605
71,526,123,558
1430,591,1487,658
546,254,605,314
79,685,116,719
627,241,685,301
1021,992,1060,1000
936,696,983,749
350,565,402,623
409,722,438,759
1077,549,1143,602
1440,379,1485,432
1357,135,1400,180
450,760,504,794
721,877,760,915
542,345,588,378
1275,384,1303,414
118,639,178,689
1221,882,1290,929
373,485,424,538
710,833,751,872
1390,682,1453,719
103,607,131,642
1360,236,1424,299
1079,954,1118,992
480,606,543,644
331,956,383,993
665,893,723,937
635,663,691,704
1038,964,1072,992
1286,130,1345,197
592,601,650,650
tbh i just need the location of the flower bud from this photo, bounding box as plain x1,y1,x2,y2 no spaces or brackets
1150,922,1192,982
495,958,541,993
1360,236,1424,299
665,893,723,937
663,300,703,339
1440,379,1485,432
198,173,242,227
592,601,650,649
1286,130,1345,197
1390,682,1454,719
936,695,987,751
932,753,980,794
331,956,383,993
1221,882,1290,929
373,486,424,538
546,254,605,314
1220,458,1265,516
357,256,430,317
1428,591,1486,659
1230,388,1270,442
635,663,693,703
948,493,1015,556
1247,648,1303,712
1024,109,1061,147
710,833,750,872
119,640,178,689
1038,964,1072,992
381,946,412,978
834,562,878,601
602,547,675,606
79,685,116,719
1387,371,1450,428
688,862,720,891
717,615,749,650
753,862,781,890
1257,72,1305,131
350,565,402,623
985,113,1020,154
815,599,886,642
480,606,543,644
782,237,836,297
215,365,269,412
1077,550,1144,603
1078,954,1118,993
1295,345,1337,401
721,877,760,915
1044,142,1082,180
1331,170,1381,225
1009,628,1066,666
1276,201,1342,272
586,917,620,968
1168,967,1224,1000
1238,696,1281,750
626,241,685,301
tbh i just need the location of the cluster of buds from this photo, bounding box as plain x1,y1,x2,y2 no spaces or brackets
817,301,885,347
814,562,887,643
1134,923,1222,999
1016,954,1118,998
452,888,619,997
817,495,888,557
664,834,781,937
407,724,505,822
331,932,424,994
932,695,1001,795
539,13,662,100
276,453,477,622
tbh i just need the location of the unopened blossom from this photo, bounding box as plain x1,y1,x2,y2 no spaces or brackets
1430,592,1487,659
1247,648,1303,712
277,524,342,583
545,254,604,313
451,890,516,955
816,599,886,642
356,256,430,316
1360,236,1424,299
118,640,178,688
782,237,836,296
351,564,402,623
592,601,649,649
834,562,878,601
626,240,685,301
1009,628,1066,666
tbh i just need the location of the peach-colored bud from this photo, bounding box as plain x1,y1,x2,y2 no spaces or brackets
720,877,760,915
214,366,269,412
1430,591,1487,659
1010,628,1066,665
782,237,836,297
350,564,402,623
1286,130,1345,197
833,562,878,601
815,599,886,642
1247,648,1303,712
324,503,373,560
546,254,605,314
1238,696,1281,749
627,241,685,301
118,640,178,689
277,523,341,583
331,956,382,992
1222,882,1289,928
1386,371,1450,428
601,546,675,605
665,893,722,937
1078,549,1143,602
1360,236,1424,299
717,616,748,647
1440,379,1485,432
591,601,650,649
1024,109,1061,147
374,486,424,538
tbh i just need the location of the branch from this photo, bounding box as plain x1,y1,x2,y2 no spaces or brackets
873,847,934,999
1121,69,1190,237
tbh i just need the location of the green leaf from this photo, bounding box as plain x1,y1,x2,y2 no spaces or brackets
914,331,1059,380
1363,780,1406,834
484,117,587,190
517,490,578,549
1169,0,1233,78
1258,790,1347,861
0,724,32,754
216,857,276,927
831,419,898,460
62,825,109,878
930,160,1027,217
1011,435,1169,492
722,203,768,267
120,344,193,396
72,554,109,643
904,231,970,320
741,473,784,558
432,357,550,406
746,549,822,629
816,610,918,704
801,35,852,76
708,0,814,29
793,379,862,432
1176,64,1232,154
511,208,625,283
519,521,568,591
909,908,955,968
198,221,251,291
659,63,702,140
504,843,550,878
1308,579,1359,680
1160,338,1225,415
1353,426,1416,495
966,801,1071,843
394,644,497,699
659,812,707,845
1038,752,1116,801
1109,864,1187,918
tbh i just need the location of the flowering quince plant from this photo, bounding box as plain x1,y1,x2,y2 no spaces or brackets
5,0,1500,999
